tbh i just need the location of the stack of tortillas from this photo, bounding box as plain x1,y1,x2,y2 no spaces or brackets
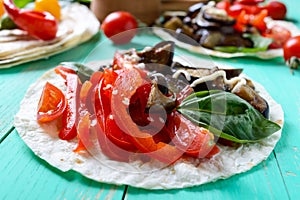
0,3,100,69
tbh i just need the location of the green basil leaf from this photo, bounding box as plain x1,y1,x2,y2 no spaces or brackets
177,90,281,143
214,46,269,53
214,34,273,53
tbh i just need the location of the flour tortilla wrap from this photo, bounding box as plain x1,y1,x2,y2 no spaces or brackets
0,3,100,69
153,18,300,59
14,58,283,189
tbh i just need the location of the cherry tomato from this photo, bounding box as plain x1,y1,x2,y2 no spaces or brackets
101,11,138,45
37,82,66,122
283,36,300,69
263,25,291,49
265,1,287,20
167,112,219,158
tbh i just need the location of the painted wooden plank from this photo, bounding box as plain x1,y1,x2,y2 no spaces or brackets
242,0,300,198
261,59,300,199
202,54,300,199
0,130,125,200
0,33,101,140
125,152,288,199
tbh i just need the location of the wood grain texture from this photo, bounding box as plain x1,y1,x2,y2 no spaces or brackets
245,0,300,198
0,130,125,200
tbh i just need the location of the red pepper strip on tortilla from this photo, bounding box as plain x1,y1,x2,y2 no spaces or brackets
55,67,81,140
73,81,93,152
54,65,77,80
3,0,58,40
74,72,103,152
111,68,183,164
94,71,138,161
75,97,131,162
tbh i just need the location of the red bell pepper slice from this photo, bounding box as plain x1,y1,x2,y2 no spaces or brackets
3,0,58,40
58,73,81,140
74,113,91,153
74,72,103,152
105,114,138,152
250,9,268,32
94,78,111,130
54,66,77,81
111,68,183,164
95,117,132,162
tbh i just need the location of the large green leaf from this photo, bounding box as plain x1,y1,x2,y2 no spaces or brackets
177,90,281,143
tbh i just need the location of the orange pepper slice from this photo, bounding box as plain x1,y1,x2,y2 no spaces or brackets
34,0,61,20
0,0,5,18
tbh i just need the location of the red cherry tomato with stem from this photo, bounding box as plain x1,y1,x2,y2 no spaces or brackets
101,11,138,45
283,36,300,69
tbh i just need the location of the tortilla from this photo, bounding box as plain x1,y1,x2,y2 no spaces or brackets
153,18,300,59
0,3,100,69
14,56,283,189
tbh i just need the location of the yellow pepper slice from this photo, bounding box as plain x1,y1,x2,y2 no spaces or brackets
0,0,5,18
34,0,61,20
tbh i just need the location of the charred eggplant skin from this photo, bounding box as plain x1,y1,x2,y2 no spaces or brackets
202,7,236,25
158,2,255,49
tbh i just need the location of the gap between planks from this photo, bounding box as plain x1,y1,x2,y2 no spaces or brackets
0,126,14,144
273,151,291,200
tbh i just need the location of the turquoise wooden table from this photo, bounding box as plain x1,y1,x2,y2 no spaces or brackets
1,0,300,199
